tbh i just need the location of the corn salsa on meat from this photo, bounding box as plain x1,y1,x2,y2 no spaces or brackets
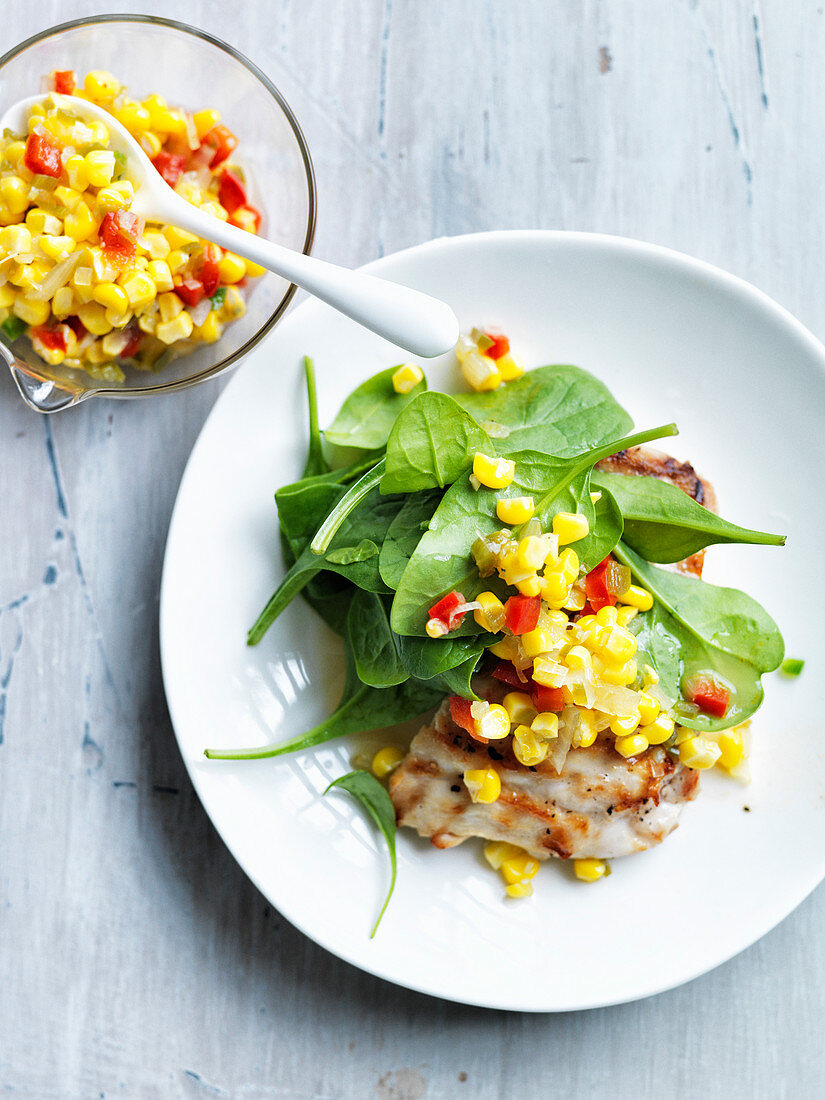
0,68,264,382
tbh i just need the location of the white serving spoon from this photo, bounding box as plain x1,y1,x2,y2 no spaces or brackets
0,93,459,412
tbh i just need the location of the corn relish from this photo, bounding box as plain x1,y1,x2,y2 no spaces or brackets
0,69,264,382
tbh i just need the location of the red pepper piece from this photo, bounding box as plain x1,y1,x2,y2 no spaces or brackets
504,594,541,635
24,131,63,178
530,683,565,712
52,70,76,95
584,558,617,613
99,210,143,267
204,123,238,168
119,322,142,359
484,332,510,360
685,675,730,718
218,169,247,214
428,590,467,630
448,696,488,744
491,661,524,689
152,151,187,187
65,316,86,339
31,325,67,353
229,203,262,233
173,277,206,307
197,245,221,297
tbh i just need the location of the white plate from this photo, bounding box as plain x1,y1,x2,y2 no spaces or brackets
160,231,825,1011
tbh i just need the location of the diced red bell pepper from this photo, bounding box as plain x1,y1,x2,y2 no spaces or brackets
31,325,67,353
24,130,64,178
584,558,617,613
218,169,247,214
685,675,730,718
52,70,76,95
100,210,143,267
152,151,187,187
484,332,510,360
504,594,541,635
448,695,488,744
119,322,142,359
197,245,221,297
428,590,467,631
204,123,238,168
530,683,565,712
491,660,524,689
174,277,206,308
65,316,87,339
229,203,262,233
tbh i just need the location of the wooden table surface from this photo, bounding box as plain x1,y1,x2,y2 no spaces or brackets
3,2,824,1097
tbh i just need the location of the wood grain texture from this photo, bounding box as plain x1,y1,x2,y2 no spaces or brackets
2,1,824,1097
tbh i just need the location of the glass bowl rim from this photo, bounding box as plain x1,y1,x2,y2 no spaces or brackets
0,13,317,398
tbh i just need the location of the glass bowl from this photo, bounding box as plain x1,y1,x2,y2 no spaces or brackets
0,15,316,411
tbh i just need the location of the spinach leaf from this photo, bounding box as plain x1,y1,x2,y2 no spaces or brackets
324,365,427,450
301,356,329,478
391,424,675,637
592,471,786,563
457,365,633,456
615,542,784,731
311,460,386,554
381,392,492,493
397,634,486,698
324,769,398,937
277,482,343,560
347,591,407,687
326,540,379,565
378,489,443,589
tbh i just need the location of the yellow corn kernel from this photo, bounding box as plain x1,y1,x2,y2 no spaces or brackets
557,548,580,584
104,307,132,330
473,591,505,633
496,496,534,525
464,767,501,804
53,185,82,212
31,335,65,366
505,880,534,898
26,210,63,236
244,257,266,278
4,140,26,167
371,745,404,778
84,150,115,188
513,725,548,767
11,296,49,325
637,692,660,726
196,310,223,344
532,655,567,688
601,626,638,666
38,235,75,262
595,606,619,628
143,260,173,294
147,102,186,136
163,225,199,250
471,701,510,741
156,311,194,344
615,732,649,758
114,100,152,133
120,272,156,310
487,637,517,661
502,692,537,727
496,352,524,381
391,362,424,394
520,627,555,659
552,512,590,545
616,605,638,627
500,854,540,885
515,575,542,598
92,282,129,313
64,203,97,242
617,584,654,611
220,285,245,320
483,841,522,870
516,535,552,571
673,727,693,746
642,712,673,745
0,224,33,253
84,70,120,102
610,710,641,736
574,858,608,883
531,712,560,740
600,658,638,687
138,131,163,158
193,108,221,139
137,310,157,335
49,286,74,319
565,644,592,671
0,177,28,215
12,261,49,291
573,710,599,748
425,618,448,638
678,734,722,770
157,291,183,323
539,570,569,604
717,729,744,771
95,186,130,212
62,154,88,192
461,349,501,392
142,230,171,260
472,452,515,490
162,250,186,277
0,285,15,308
75,302,112,336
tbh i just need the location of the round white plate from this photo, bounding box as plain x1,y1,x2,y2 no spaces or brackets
161,231,825,1012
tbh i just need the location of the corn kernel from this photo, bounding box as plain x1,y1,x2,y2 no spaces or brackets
532,655,567,688
600,658,638,687
483,841,522,870
143,260,173,295
104,307,132,330
112,99,150,133
195,310,223,344
464,767,501,804
461,349,501,392
557,548,580,583
552,512,590,544
500,854,540,884
574,858,608,883
502,692,536,727
220,285,245,320
156,311,194,344
157,291,183,323
717,729,744,771
515,575,542,598
473,591,505,633
516,535,552,571
617,584,654,611
472,702,510,741
565,645,592,671
615,732,649,758
637,692,661,726
92,282,129,313
505,880,533,898
531,712,560,739
601,626,638,666
212,250,245,285
139,131,163,158
0,285,15,309
38,235,75,262
244,257,266,278
64,203,97,242
84,70,120,102
496,496,535,525
193,108,222,139
140,230,170,261
371,745,404,778
539,570,569,604
26,210,62,236
0,177,28,214
573,709,599,748
472,452,515,489
0,225,33,253
120,271,156,309
163,225,199,250
678,734,721,770
520,627,556,659
4,141,26,167
12,297,50,326
610,710,641,736
75,302,112,336
617,605,639,627
96,185,130,212
84,150,116,188
513,724,548,766
496,352,524,381
487,638,517,661
425,617,448,638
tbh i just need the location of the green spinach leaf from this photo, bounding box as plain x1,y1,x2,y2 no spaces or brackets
592,471,786,563
301,356,328,478
347,591,407,687
324,365,427,450
378,489,443,589
311,460,386,554
324,769,398,937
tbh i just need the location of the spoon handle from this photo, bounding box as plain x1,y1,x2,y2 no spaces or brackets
147,195,459,359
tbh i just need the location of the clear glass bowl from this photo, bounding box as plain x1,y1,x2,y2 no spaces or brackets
0,15,316,408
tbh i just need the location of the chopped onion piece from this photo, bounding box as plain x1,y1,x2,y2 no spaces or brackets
548,707,577,774
189,298,212,327
591,682,639,717
28,251,82,301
